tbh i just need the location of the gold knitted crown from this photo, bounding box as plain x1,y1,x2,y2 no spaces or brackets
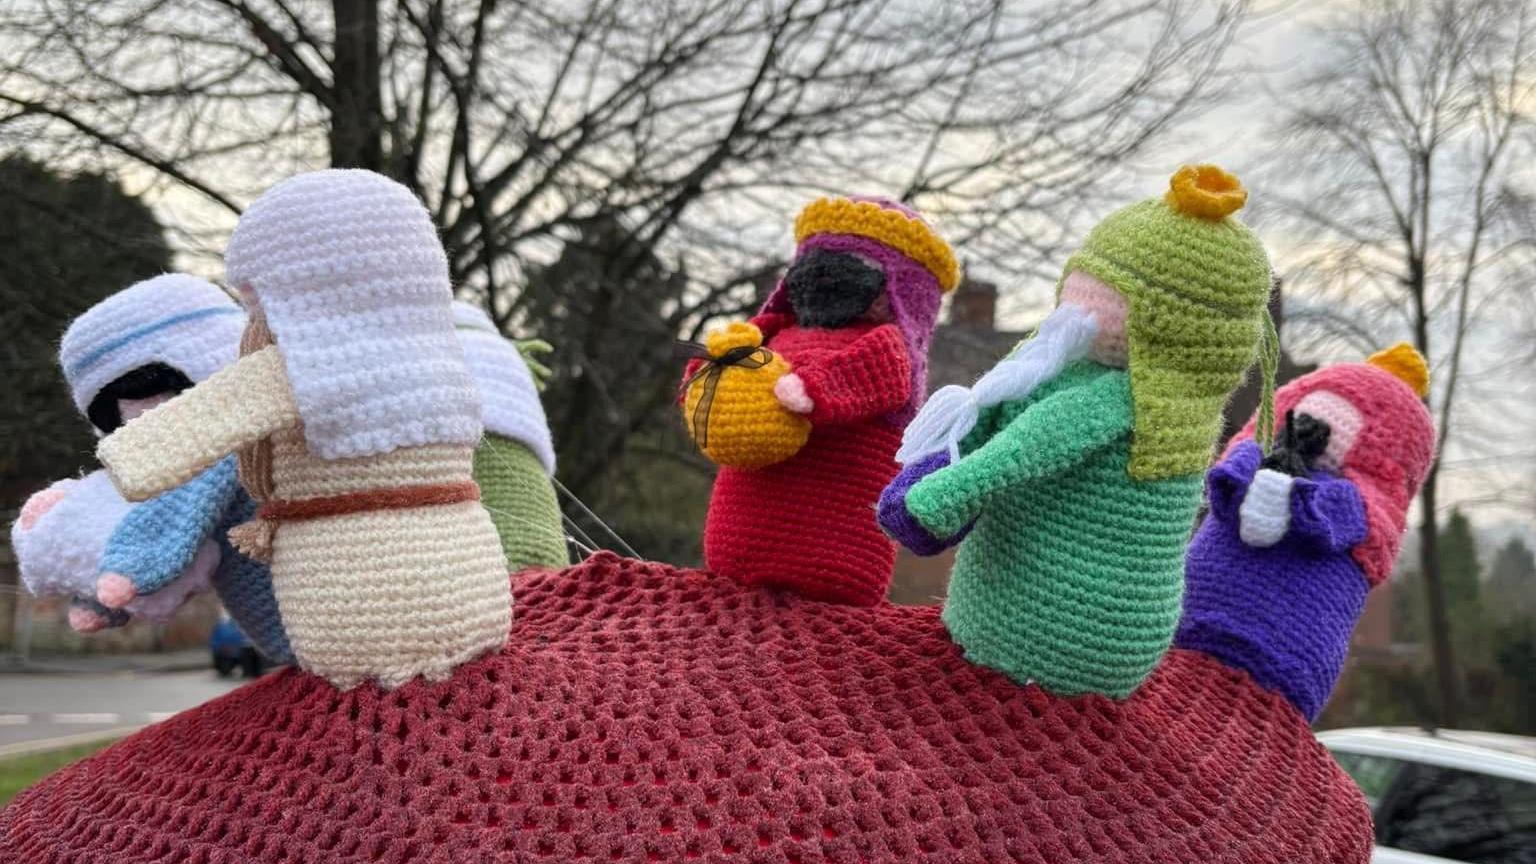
1366,342,1430,398
794,198,961,292
1164,165,1248,220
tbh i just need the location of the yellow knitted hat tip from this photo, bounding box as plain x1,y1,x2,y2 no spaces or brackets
1164,164,1248,220
1366,342,1430,398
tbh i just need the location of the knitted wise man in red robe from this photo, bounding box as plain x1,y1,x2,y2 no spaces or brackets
690,197,958,605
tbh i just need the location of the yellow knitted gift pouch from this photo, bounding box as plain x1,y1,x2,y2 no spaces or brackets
682,322,811,469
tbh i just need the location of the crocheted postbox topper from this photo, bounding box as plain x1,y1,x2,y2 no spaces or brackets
1177,345,1436,720
96,170,510,690
881,165,1277,700
695,196,956,606
2,176,1374,863
1,554,1373,864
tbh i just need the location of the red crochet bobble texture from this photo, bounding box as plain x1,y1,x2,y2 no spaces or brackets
1,554,1371,863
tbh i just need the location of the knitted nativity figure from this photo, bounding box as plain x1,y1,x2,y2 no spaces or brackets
1176,344,1436,721
452,300,568,570
96,170,509,690
11,274,291,663
689,196,958,606
880,165,1277,698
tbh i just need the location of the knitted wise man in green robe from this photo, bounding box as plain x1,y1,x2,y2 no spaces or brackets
453,301,569,570
878,165,1277,698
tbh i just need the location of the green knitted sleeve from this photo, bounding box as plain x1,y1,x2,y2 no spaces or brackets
906,368,1133,538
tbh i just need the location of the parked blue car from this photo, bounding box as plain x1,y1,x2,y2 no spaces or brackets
209,617,266,678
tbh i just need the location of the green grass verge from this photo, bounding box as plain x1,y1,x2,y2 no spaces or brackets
0,739,118,807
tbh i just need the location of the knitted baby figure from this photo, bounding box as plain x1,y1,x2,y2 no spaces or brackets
694,196,958,605
12,274,291,663
452,300,568,569
1176,344,1435,721
96,170,509,690
880,165,1276,698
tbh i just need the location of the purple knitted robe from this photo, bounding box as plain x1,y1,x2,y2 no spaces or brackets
1175,440,1369,721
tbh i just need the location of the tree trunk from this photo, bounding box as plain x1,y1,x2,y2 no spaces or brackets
330,0,384,171
1418,429,1459,728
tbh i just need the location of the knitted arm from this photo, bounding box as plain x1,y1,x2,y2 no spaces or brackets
795,324,912,425
98,456,241,596
99,346,298,501
1206,440,1264,522
1288,476,1368,555
905,369,1133,538
211,492,294,665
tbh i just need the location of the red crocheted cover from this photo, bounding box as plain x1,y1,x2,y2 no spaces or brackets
1,554,1372,863
704,318,912,607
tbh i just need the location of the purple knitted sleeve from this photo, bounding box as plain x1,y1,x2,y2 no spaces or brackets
1288,476,1368,554
877,452,973,556
1206,440,1263,521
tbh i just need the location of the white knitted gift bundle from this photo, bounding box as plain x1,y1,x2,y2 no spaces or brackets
451,300,557,474
58,273,244,420
224,169,483,459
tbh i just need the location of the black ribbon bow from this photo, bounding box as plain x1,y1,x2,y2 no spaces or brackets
676,339,776,448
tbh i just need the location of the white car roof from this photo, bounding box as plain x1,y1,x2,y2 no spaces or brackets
1319,726,1536,784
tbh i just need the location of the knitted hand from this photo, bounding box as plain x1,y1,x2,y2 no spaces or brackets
514,338,555,392
1217,441,1369,553
67,596,130,633
773,373,813,414
877,452,972,555
96,456,242,609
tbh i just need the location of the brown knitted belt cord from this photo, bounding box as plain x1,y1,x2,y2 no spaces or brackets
230,481,481,562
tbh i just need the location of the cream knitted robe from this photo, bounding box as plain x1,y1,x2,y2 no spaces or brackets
99,346,510,689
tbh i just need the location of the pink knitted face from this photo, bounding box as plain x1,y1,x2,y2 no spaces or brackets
1293,390,1362,472
118,392,174,423
1060,271,1130,368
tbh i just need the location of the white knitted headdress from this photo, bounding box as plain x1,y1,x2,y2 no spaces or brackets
224,169,482,460
58,274,245,419
451,301,557,474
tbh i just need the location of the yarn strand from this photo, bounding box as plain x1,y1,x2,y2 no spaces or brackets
552,475,641,559
1254,310,1281,454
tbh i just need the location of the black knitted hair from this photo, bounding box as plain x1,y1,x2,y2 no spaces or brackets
784,249,886,329
86,363,194,434
1261,409,1333,477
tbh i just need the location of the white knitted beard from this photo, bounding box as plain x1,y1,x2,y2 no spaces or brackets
896,303,1099,465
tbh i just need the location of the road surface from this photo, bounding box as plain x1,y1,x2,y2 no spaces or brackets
0,669,247,753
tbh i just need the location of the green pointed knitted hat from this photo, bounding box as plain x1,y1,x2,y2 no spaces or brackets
1060,165,1274,480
